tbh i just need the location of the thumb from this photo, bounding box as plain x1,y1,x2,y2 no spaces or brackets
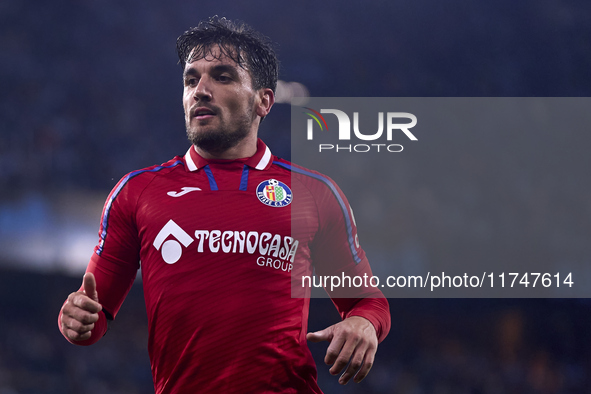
306,325,334,343
82,272,99,303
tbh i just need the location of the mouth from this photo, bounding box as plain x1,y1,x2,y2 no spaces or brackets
193,107,216,120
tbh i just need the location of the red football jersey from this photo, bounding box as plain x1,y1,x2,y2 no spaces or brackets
61,139,390,394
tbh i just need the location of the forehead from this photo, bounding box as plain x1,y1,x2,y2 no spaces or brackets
184,45,249,75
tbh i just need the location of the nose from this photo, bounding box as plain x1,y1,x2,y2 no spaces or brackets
193,76,212,102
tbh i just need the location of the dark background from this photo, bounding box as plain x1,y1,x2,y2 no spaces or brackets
1,0,591,393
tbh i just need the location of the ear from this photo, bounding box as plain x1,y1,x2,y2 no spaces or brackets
255,88,275,118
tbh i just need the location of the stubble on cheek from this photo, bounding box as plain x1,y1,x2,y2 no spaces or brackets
184,90,256,154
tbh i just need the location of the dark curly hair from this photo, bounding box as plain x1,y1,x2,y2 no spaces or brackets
176,16,279,93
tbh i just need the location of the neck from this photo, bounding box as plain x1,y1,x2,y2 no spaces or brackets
195,132,258,160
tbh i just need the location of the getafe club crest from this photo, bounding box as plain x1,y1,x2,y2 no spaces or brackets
256,179,292,207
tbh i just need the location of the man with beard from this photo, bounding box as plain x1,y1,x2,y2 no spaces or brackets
58,16,390,394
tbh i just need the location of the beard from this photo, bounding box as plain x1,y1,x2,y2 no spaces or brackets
186,113,252,155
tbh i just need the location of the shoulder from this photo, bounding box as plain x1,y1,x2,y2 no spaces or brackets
271,157,347,200
114,156,186,190
105,156,186,207
97,156,187,238
271,157,338,189
269,157,354,222
123,156,186,183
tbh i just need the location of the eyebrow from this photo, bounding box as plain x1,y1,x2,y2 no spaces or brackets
183,64,241,80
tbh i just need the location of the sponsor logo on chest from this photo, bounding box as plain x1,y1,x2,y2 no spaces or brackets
152,220,298,272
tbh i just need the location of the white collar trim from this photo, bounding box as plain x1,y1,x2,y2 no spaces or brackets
184,144,272,172
254,145,272,170
185,147,198,171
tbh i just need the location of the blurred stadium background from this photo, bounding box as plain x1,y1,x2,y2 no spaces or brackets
2,0,591,393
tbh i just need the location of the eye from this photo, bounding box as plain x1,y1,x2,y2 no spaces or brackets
217,75,232,83
185,77,198,87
